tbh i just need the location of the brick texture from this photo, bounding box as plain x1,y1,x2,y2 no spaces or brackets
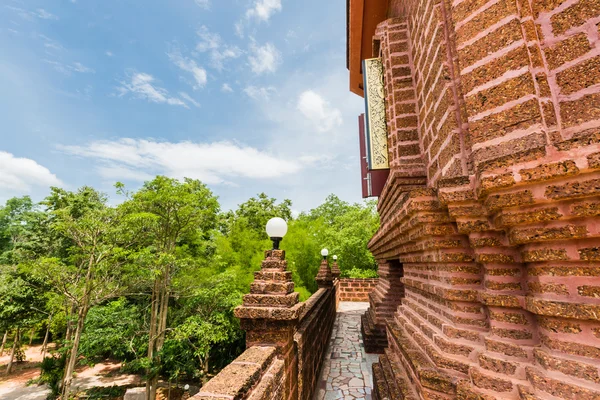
337,278,379,302
194,251,337,400
366,0,600,399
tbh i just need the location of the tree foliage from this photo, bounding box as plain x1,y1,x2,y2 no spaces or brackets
0,179,379,398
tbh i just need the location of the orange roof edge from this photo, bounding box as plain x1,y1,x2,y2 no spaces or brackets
347,0,389,98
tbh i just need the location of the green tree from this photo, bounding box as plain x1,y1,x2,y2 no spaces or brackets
285,195,379,290
0,196,38,264
26,187,138,398
118,176,220,400
228,193,292,235
79,298,146,362
306,194,351,225
283,218,323,293
166,272,243,381
0,267,47,373
214,193,293,292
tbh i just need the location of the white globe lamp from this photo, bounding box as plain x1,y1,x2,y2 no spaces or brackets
333,255,338,261
321,248,329,260
266,217,288,250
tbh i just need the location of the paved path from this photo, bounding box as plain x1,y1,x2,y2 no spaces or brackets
315,302,379,400
0,360,140,400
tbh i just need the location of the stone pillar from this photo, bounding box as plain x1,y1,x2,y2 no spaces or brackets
361,260,404,353
331,260,341,280
234,250,305,400
315,259,333,288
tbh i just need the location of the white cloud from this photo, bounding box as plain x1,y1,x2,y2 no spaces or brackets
248,42,281,74
222,83,234,92
298,154,336,169
179,92,201,108
44,60,95,75
96,166,154,182
234,22,245,38
38,34,64,51
211,46,242,70
58,139,303,185
297,90,343,132
0,152,62,192
167,49,207,89
196,26,242,70
117,72,188,107
196,26,221,52
194,0,211,9
6,6,59,20
105,51,114,57
246,0,282,22
36,9,58,20
244,86,276,100
71,62,94,73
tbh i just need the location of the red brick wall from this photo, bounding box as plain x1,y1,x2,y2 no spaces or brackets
195,346,285,399
295,288,336,400
366,0,600,399
195,286,337,400
337,278,379,302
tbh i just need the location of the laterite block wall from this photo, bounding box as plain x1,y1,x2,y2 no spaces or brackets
365,0,600,399
338,278,379,302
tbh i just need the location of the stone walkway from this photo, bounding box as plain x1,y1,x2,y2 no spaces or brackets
315,302,379,400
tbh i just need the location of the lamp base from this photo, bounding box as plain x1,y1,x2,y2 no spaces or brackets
271,237,282,250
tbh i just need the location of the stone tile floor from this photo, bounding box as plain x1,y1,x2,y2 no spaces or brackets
315,302,379,400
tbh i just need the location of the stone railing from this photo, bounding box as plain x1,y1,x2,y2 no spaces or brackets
194,250,336,400
337,278,378,302
294,288,336,400
196,346,284,399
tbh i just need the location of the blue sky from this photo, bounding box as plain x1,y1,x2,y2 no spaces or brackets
0,0,365,212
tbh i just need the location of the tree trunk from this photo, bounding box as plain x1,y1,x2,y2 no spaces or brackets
64,302,76,347
0,330,7,356
29,327,35,346
147,266,171,400
61,306,87,399
146,279,159,400
41,317,51,360
6,327,19,374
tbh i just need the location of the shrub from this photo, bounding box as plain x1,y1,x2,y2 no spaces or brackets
343,267,378,279
39,353,66,399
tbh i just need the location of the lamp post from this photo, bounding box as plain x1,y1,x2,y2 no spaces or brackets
331,255,341,279
316,248,333,288
266,217,288,250
232,217,303,400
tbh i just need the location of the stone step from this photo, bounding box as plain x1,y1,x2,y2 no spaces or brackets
379,354,403,400
484,337,530,361
478,353,520,377
470,366,516,394
361,313,385,338
361,313,387,354
456,379,504,400
533,348,600,386
385,318,458,396
385,349,420,400
525,366,600,400
373,362,391,400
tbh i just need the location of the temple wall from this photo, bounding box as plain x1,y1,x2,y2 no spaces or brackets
337,278,379,302
367,0,600,399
